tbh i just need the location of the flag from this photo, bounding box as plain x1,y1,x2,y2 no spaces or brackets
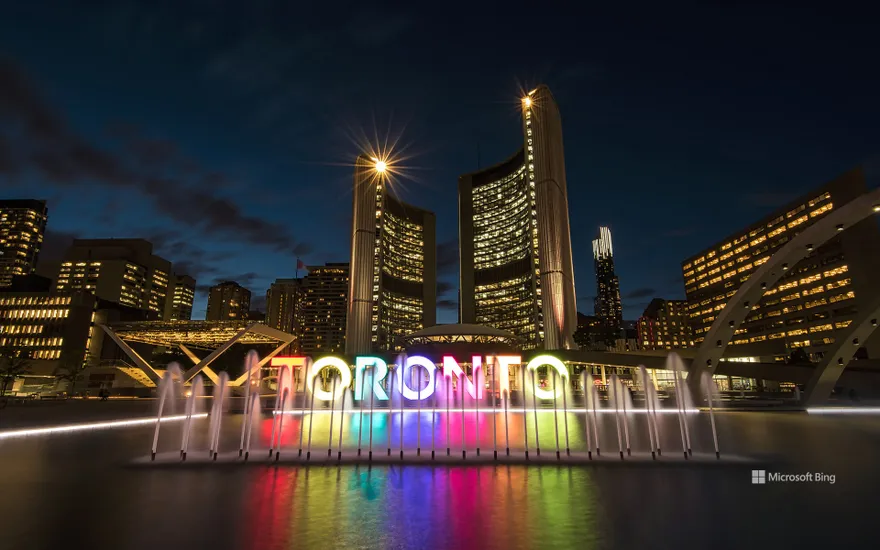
296,259,306,271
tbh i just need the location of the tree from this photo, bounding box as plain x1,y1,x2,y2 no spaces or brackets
54,351,99,395
0,347,31,396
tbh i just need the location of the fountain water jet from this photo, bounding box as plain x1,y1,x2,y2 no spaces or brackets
492,361,498,460
180,374,204,461
305,374,317,460
703,372,721,459
209,371,229,460
460,372,466,459
561,370,571,456
238,352,258,457
416,365,422,456
581,372,593,459
445,374,451,456
531,369,541,456
521,365,530,460
611,375,624,459
502,383,510,456
638,366,657,460
552,371,561,459
273,387,290,461
387,367,395,457
327,376,338,457
151,368,176,461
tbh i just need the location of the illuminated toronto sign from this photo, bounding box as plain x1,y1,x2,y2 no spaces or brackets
269,354,570,402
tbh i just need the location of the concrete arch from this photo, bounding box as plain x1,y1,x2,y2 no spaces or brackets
803,291,880,405
690,187,880,397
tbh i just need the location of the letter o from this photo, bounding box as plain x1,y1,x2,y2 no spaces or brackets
307,356,352,401
399,356,436,400
526,355,569,399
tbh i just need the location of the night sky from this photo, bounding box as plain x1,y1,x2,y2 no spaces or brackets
1,2,878,322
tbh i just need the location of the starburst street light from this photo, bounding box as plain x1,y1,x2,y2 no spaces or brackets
523,96,531,107
374,160,387,173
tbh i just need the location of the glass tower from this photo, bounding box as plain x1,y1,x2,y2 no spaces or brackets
459,85,578,350
346,155,436,354
592,226,623,340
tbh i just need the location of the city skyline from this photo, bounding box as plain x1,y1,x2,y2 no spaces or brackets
1,4,879,322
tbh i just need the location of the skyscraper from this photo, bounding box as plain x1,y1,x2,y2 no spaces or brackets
459,85,578,350
165,274,196,321
592,226,623,339
0,199,48,287
301,263,348,354
206,281,251,321
265,278,302,335
346,156,437,354
55,238,173,318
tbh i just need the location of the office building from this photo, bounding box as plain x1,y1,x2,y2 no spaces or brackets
265,278,303,335
347,156,436,354
592,226,623,340
638,299,693,350
682,168,880,360
458,85,578,350
164,274,196,321
55,239,173,318
302,263,348,354
0,199,48,287
206,281,251,321
0,289,155,393
573,312,604,350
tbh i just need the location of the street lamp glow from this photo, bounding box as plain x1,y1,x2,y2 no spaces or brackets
375,160,387,173
523,96,531,107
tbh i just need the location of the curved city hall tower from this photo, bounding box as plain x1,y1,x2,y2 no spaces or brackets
459,85,578,350
346,155,436,354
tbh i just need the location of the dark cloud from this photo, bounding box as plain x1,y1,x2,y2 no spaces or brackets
196,272,264,295
437,280,455,296
0,57,310,254
437,299,457,311
624,287,656,299
37,227,79,263
437,238,458,275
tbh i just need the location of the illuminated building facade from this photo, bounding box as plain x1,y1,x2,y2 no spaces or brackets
301,263,348,354
638,299,693,350
0,289,153,393
459,85,578,350
592,226,623,340
55,239,175,319
206,281,251,321
682,168,880,360
0,199,48,288
165,274,195,321
347,157,436,354
265,278,303,335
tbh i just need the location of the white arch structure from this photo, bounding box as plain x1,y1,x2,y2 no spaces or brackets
690,187,880,404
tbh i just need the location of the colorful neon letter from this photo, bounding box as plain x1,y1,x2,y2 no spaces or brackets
270,356,307,392
493,355,522,396
442,355,482,399
355,356,389,401
307,356,352,401
526,355,569,399
398,355,437,400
